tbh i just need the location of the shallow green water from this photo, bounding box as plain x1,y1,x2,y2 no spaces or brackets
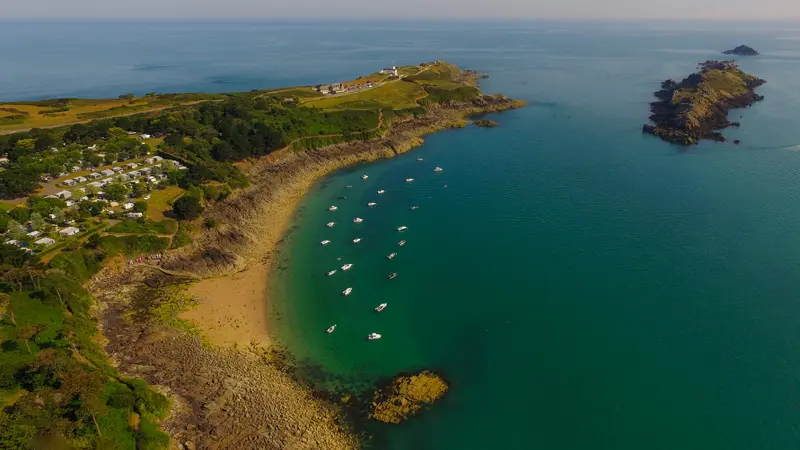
266,23,800,449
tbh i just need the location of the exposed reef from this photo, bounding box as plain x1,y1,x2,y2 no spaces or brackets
369,371,449,424
474,119,499,127
642,60,765,145
723,45,759,56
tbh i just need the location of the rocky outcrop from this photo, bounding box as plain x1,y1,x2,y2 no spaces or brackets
369,371,449,424
473,119,498,127
642,60,765,145
723,45,759,56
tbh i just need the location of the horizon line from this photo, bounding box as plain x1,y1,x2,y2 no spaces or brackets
3,17,800,22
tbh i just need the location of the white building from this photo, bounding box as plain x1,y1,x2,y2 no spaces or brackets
62,179,77,187
27,231,42,238
144,156,163,165
124,163,138,170
35,237,56,247
124,212,143,219
55,190,72,199
140,134,152,139
74,176,88,183
88,172,102,180
112,167,123,173
380,65,399,77
101,169,115,177
59,227,80,237
122,202,134,210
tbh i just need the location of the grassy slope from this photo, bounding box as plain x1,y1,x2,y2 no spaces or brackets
671,66,759,129
299,80,427,110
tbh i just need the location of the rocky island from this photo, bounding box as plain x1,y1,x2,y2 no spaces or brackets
642,60,765,145
369,371,449,424
723,45,759,56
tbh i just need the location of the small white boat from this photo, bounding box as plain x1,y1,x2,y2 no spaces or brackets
397,240,406,247
362,175,369,180
327,222,335,228
329,205,338,211
387,253,397,260
327,325,337,333
353,238,362,243
367,333,382,340
405,178,415,182
434,167,443,172
327,270,337,276
353,217,364,223
375,303,388,312
368,202,377,207
417,157,424,161
321,240,331,246
341,263,353,271
377,189,385,194
346,185,353,188
410,206,419,210
397,226,408,232
342,287,353,296
387,272,397,280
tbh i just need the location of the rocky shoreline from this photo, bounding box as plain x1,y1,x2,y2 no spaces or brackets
90,93,525,448
642,60,765,145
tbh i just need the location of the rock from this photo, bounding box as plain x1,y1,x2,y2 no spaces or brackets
369,370,449,424
733,140,741,145
184,441,197,450
473,119,498,128
723,45,759,56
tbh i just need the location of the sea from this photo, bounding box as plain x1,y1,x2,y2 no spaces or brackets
6,20,800,449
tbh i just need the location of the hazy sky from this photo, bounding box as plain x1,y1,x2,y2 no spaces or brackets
5,0,800,20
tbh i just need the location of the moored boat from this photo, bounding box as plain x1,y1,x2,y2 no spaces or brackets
342,287,353,296
434,167,443,172
327,325,337,333
397,226,408,232
397,240,406,246
321,240,331,246
353,217,364,223
367,333,382,340
387,252,397,260
353,238,362,243
329,205,338,211
326,222,335,228
362,175,369,180
341,263,353,271
377,189,385,194
346,185,353,188
417,157,424,161
410,205,419,210
405,178,414,182
327,269,337,276
387,272,397,280
375,303,388,312
368,202,377,207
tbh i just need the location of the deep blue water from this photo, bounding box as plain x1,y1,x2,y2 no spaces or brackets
6,20,800,449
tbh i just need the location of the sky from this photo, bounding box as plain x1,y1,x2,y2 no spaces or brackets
4,0,800,20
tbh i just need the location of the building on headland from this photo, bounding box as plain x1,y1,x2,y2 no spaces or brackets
316,83,345,94
380,65,399,77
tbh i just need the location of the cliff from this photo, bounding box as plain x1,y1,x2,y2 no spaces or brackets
642,60,765,145
369,371,449,424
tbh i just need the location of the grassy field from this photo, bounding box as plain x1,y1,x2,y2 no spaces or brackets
147,186,185,221
300,80,427,110
410,79,464,90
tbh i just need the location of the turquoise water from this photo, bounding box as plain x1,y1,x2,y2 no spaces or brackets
6,19,800,449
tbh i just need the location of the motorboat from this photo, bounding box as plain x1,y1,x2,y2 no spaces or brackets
367,333,382,340
345,185,353,188
410,206,419,210
434,167,443,172
353,238,362,243
387,273,397,280
387,253,397,260
397,240,406,247
329,205,338,211
377,189,385,194
397,226,408,232
341,263,353,271
321,240,331,246
353,217,364,223
368,202,377,207
342,287,353,296
327,325,337,333
417,157,424,161
405,178,414,182
362,175,369,180
375,303,388,312
327,222,335,228
327,270,337,276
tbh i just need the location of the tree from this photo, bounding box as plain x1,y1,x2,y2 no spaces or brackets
0,167,40,199
133,201,148,213
84,184,99,197
118,93,134,101
6,220,24,239
34,134,57,152
51,207,65,224
172,195,203,220
18,324,44,355
29,212,45,231
132,182,148,198
0,292,16,326
103,183,129,202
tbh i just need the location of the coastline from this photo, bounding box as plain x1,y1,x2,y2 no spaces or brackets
93,96,525,448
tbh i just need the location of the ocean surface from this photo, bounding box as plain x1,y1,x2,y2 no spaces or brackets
7,20,800,449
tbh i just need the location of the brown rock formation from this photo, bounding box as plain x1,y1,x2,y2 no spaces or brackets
369,371,449,424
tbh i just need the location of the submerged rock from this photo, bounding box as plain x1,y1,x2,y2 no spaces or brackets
473,119,499,128
369,371,449,424
723,45,759,56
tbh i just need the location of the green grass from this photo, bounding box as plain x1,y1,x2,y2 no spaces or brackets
99,235,170,256
147,186,185,221
107,219,177,235
300,80,427,110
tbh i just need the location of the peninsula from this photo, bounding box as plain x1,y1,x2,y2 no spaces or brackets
723,45,760,56
0,61,524,449
642,60,765,145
